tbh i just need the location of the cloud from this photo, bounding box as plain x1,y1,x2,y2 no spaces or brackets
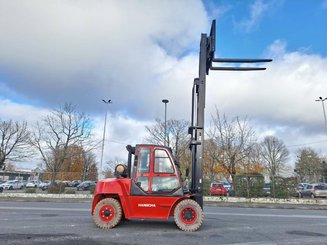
93,113,152,168
237,0,275,32
0,0,208,118
0,99,49,123
1,1,327,170
0,0,210,170
205,40,327,162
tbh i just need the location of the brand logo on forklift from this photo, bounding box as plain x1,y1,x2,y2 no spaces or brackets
138,203,156,208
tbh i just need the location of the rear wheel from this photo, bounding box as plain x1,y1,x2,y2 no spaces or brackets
174,199,203,232
93,198,122,229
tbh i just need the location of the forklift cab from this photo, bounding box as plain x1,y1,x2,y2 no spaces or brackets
129,145,183,196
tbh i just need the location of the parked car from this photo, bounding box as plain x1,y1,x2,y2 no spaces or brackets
26,180,41,188
296,183,309,197
76,181,96,191
21,180,27,188
39,180,50,187
0,180,24,190
39,181,50,190
71,180,81,187
62,181,72,187
300,183,327,198
0,180,5,192
221,181,232,191
209,182,228,196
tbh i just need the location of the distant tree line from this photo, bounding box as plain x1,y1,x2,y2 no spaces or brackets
2,103,326,187
0,103,98,183
145,108,327,189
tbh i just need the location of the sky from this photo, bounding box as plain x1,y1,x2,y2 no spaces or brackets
1,0,327,171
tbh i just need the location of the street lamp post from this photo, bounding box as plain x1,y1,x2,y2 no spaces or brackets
100,99,112,180
315,97,327,131
162,99,169,146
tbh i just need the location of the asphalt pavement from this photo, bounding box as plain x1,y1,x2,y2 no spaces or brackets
0,201,327,244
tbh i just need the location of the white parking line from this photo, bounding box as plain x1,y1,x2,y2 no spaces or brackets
0,206,89,212
205,212,327,219
1,206,326,220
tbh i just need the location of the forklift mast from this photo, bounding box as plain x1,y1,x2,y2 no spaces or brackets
189,20,272,208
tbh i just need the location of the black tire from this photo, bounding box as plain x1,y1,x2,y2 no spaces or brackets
174,199,203,232
93,198,122,229
0,188,3,193
9,186,13,190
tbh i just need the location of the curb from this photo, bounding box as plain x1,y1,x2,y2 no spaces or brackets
0,193,93,202
204,196,327,205
0,193,93,199
204,201,327,210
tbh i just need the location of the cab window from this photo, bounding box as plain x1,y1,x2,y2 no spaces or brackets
138,148,150,173
134,148,151,192
152,176,179,193
137,176,149,192
154,149,174,173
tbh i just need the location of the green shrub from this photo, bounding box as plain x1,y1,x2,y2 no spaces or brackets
203,179,211,196
90,186,96,194
25,188,36,193
47,183,66,194
270,176,297,198
234,174,264,198
65,189,76,194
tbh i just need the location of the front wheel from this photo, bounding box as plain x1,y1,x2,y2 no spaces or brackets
174,199,203,232
93,198,122,229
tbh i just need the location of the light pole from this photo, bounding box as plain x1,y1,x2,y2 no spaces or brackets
315,97,327,131
100,99,112,180
162,99,169,146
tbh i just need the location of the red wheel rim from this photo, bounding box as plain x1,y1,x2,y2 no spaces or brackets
99,205,115,222
180,206,197,225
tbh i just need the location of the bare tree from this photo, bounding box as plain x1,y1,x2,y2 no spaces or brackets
5,162,16,171
295,147,322,183
0,119,32,170
82,151,98,181
260,136,289,195
202,138,223,182
209,108,256,184
145,118,166,146
242,143,265,174
145,118,190,170
29,103,93,184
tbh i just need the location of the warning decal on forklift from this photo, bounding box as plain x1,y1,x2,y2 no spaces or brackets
138,203,156,208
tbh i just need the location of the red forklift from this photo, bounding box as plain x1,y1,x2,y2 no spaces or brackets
91,20,271,231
